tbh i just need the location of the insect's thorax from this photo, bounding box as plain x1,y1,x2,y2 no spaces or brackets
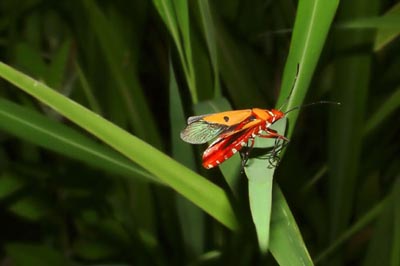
252,108,285,123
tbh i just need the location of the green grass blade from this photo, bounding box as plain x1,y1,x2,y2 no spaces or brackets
214,19,267,108
338,14,400,29
277,0,339,137
0,98,158,183
82,0,162,147
314,198,387,264
0,173,24,200
48,40,70,90
362,180,399,266
169,60,205,256
264,0,338,262
244,118,287,253
270,185,313,266
374,3,400,51
248,168,273,253
75,62,103,115
391,179,400,266
14,43,48,83
153,0,198,103
173,0,196,93
197,0,221,97
364,87,400,135
0,61,238,231
328,2,380,264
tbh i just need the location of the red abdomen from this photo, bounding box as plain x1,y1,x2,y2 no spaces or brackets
202,128,257,169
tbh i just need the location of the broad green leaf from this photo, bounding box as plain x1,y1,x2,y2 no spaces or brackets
268,0,339,263
270,186,313,266
245,118,286,253
0,62,238,231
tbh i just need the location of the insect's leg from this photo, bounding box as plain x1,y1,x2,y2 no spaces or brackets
259,128,289,142
240,137,255,171
268,137,290,168
268,138,282,167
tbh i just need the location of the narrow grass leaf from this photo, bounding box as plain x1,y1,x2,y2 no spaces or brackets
328,3,379,261
0,98,158,183
315,198,387,264
82,0,162,147
152,0,180,49
277,0,339,138
8,196,48,221
173,0,195,89
169,61,205,256
153,0,198,103
270,185,313,266
0,173,25,199
48,40,70,90
14,43,47,82
364,88,400,136
0,62,238,230
197,0,221,97
392,179,400,266
214,18,267,108
75,62,102,115
374,3,400,51
338,15,400,29
245,118,286,253
362,180,399,266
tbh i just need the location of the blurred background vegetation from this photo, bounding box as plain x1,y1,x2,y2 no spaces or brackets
0,0,399,265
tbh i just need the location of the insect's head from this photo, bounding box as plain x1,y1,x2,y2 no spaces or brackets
268,109,285,123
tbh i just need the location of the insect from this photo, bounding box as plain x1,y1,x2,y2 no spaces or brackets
180,65,339,169
180,108,289,169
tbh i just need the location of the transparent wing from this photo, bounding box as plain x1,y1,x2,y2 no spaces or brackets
180,121,229,144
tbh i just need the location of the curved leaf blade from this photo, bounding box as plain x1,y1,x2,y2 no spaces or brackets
0,62,238,231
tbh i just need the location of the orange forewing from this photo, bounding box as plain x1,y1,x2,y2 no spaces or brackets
201,110,253,126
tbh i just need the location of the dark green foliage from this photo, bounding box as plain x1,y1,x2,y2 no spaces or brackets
0,0,399,265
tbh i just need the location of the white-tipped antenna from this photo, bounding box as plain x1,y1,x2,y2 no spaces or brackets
278,64,300,111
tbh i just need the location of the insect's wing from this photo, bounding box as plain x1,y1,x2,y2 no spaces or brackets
186,114,211,124
181,109,254,144
180,121,229,144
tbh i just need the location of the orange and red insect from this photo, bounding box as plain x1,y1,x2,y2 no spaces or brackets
181,64,338,169
180,108,289,169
